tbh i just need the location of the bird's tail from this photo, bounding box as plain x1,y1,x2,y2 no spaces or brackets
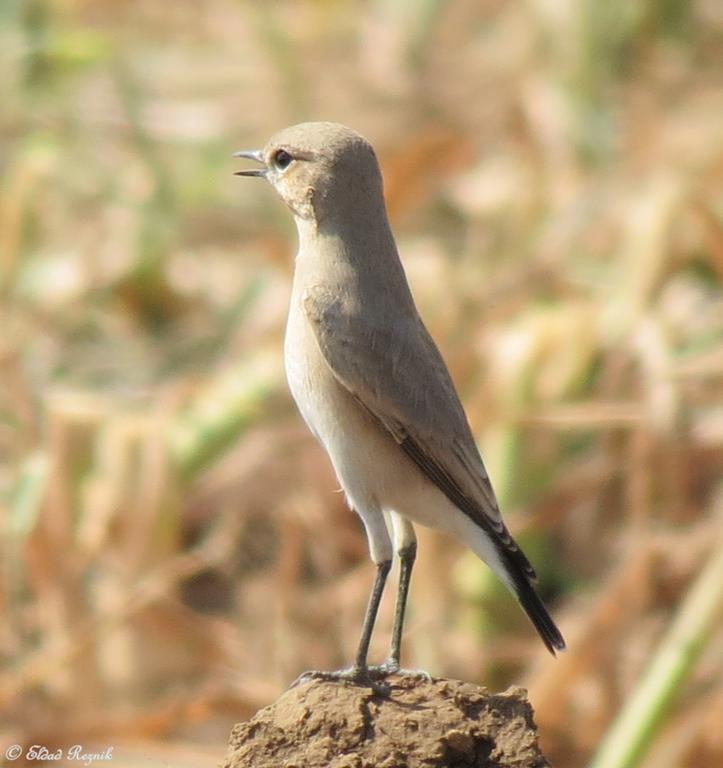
500,545,566,655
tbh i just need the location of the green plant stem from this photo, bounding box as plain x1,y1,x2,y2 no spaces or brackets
170,353,281,481
588,515,723,768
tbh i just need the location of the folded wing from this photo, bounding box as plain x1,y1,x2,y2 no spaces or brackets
302,285,536,581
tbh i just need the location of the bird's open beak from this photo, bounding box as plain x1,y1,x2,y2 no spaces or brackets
233,149,267,177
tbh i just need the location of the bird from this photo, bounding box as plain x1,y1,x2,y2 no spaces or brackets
234,122,565,685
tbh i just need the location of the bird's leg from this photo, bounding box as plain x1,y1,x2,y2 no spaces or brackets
353,558,392,672
372,517,430,680
290,559,392,691
386,540,416,670
370,514,418,674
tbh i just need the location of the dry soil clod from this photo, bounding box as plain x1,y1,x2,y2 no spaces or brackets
222,675,550,768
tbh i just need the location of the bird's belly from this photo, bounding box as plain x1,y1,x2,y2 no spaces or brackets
284,312,387,475
286,310,404,492
284,307,454,531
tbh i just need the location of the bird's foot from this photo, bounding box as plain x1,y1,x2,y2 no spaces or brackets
371,659,432,681
289,666,391,695
289,660,431,693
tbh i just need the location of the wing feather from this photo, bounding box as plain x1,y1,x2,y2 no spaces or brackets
302,285,536,581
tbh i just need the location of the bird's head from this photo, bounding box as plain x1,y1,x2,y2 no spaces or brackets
234,122,384,225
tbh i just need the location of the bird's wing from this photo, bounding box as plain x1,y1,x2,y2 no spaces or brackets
303,285,535,579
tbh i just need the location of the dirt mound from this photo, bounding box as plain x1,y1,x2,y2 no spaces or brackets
222,675,549,768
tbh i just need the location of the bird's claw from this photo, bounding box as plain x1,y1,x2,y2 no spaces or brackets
370,660,432,681
289,665,391,694
290,667,356,687
289,661,431,693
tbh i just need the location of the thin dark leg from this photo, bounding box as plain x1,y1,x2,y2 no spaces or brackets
373,540,430,681
354,559,392,671
389,542,417,667
290,559,392,690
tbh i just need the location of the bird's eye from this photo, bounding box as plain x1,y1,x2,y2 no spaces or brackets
273,149,293,170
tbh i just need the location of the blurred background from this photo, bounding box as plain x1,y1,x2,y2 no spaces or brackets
1,1,723,766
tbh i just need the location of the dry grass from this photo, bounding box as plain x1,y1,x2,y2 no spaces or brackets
1,1,723,766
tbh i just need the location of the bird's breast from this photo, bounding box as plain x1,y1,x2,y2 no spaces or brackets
284,297,345,443
283,292,457,527
283,295,390,468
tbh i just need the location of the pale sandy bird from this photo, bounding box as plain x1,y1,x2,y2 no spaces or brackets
234,122,565,684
